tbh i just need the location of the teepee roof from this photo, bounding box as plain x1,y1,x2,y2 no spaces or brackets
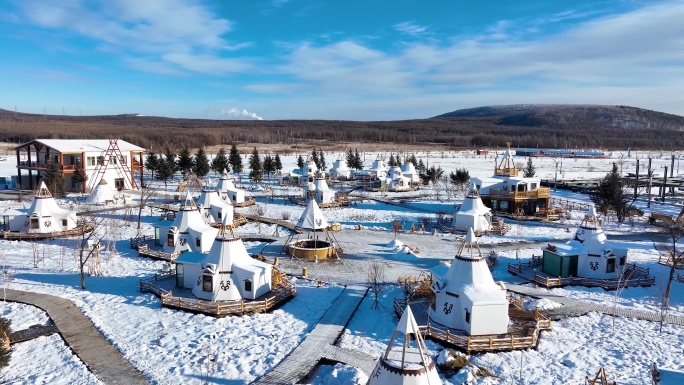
296,199,329,230
28,181,63,215
457,189,490,215
395,304,421,336
85,179,115,204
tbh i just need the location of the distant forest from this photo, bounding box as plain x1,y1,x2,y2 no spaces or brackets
0,107,682,151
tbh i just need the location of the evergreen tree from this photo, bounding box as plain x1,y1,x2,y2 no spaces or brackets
449,168,470,190
193,147,211,177
0,316,11,368
176,146,193,176
248,147,263,182
353,149,363,170
523,157,536,178
388,154,396,167
274,154,283,172
297,155,304,169
156,147,177,188
346,148,355,169
408,154,418,167
211,147,230,174
417,159,426,173
591,163,630,223
144,151,160,179
71,164,88,192
263,154,275,178
318,149,326,171
396,155,402,165
43,161,66,196
229,144,243,174
419,165,444,185
311,149,320,169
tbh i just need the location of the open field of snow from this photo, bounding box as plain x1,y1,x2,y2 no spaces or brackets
0,149,682,384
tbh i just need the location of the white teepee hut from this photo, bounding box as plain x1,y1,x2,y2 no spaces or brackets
197,186,234,225
367,305,442,385
160,193,219,254
453,189,492,234
313,176,335,204
429,228,509,335
300,157,318,184
85,179,116,205
330,158,351,180
542,206,628,279
401,161,420,184
217,169,246,204
386,166,411,192
285,199,340,260
174,215,272,301
17,182,78,234
369,158,388,179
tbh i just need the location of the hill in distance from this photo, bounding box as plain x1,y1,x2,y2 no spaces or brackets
434,104,684,131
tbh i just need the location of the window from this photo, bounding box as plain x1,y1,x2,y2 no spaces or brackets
195,238,201,248
97,156,104,165
62,219,67,227
115,178,124,190
176,264,184,287
217,212,222,219
531,183,537,189
244,280,252,292
166,233,175,247
87,157,96,166
606,258,616,273
30,218,39,229
465,308,471,324
619,256,626,266
202,275,213,292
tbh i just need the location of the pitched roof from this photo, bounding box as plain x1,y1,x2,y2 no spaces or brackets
17,139,144,152
296,199,329,230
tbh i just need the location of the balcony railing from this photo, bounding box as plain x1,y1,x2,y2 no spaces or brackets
488,187,551,199
17,161,80,171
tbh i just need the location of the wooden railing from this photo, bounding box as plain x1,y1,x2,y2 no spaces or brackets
659,255,684,269
129,235,154,250
141,271,296,317
623,263,650,278
677,273,684,283
507,256,542,276
17,161,80,170
1,222,95,241
137,244,181,262
532,271,654,290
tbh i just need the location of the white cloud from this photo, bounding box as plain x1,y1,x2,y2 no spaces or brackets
206,107,263,120
13,0,251,75
394,21,427,36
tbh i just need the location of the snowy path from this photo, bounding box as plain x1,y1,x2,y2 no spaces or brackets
507,284,684,325
253,285,374,384
2,289,148,385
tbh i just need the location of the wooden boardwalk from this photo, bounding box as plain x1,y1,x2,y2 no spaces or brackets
9,324,59,343
2,289,148,385
243,214,302,233
253,285,372,384
506,284,684,326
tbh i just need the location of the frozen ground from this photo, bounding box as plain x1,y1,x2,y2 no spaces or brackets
0,149,682,384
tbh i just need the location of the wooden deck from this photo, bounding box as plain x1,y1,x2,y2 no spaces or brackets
243,214,301,233
1,222,95,241
136,244,181,262
140,271,296,317
508,261,656,290
393,297,551,354
253,285,371,384
659,255,684,269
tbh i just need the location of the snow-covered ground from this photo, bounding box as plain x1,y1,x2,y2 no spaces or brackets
0,149,682,384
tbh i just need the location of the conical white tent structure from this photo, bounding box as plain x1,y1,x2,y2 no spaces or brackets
285,199,340,260
369,158,387,179
368,305,441,385
313,177,335,204
542,205,628,279
161,193,218,254
84,179,116,205
300,157,318,184
173,215,273,301
217,169,246,204
429,228,509,335
197,186,234,225
453,189,492,234
401,161,420,184
386,166,411,191
20,182,78,234
330,158,350,180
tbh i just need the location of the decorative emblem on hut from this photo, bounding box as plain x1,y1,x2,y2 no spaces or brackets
44,221,51,228
220,280,231,291
590,262,599,271
315,219,322,226
179,239,187,246
443,302,453,315
196,277,202,286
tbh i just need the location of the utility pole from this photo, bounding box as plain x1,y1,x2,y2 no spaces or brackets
647,157,652,208
662,166,668,202
634,159,639,199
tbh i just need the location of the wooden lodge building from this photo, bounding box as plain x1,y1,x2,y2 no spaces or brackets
15,138,144,193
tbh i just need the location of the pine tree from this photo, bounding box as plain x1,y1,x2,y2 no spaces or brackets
211,147,230,174
229,144,243,174
417,159,426,173
193,147,211,177
591,163,630,223
297,155,304,169
449,168,470,190
144,151,160,179
353,149,363,170
43,161,66,196
318,149,326,171
408,154,418,167
523,157,536,178
274,154,283,172
249,147,263,182
263,154,275,178
71,164,88,192
311,149,320,169
156,147,177,188
346,148,354,169
176,146,193,177
396,155,402,165
388,154,396,167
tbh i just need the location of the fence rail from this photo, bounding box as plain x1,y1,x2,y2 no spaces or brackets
659,255,684,269
1,222,95,241
531,271,655,290
129,235,154,250
140,272,296,317
507,256,542,275
137,245,181,262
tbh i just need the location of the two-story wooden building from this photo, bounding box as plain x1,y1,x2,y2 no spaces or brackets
15,139,144,193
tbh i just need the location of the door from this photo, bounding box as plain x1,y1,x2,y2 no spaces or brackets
568,255,579,277
115,178,125,190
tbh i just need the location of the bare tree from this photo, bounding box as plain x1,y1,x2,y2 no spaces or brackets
136,185,158,236
652,218,684,333
78,216,108,289
367,261,387,310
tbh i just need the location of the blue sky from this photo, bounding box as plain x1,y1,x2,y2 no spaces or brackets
1,0,683,120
